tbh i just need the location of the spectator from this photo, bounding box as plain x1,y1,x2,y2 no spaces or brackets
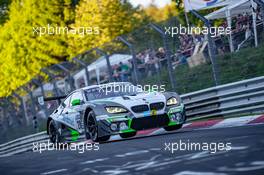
112,64,120,82
174,51,187,67
119,62,130,82
155,47,166,66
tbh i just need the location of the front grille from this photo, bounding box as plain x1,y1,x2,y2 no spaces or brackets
130,114,170,130
150,102,164,110
131,105,149,113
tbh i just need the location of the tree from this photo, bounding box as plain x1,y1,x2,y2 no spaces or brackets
144,1,181,22
0,0,75,97
68,0,144,56
0,0,145,97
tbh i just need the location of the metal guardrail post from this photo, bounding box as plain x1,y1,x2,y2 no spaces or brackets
3,98,13,127
95,48,114,82
254,0,264,33
1,99,9,131
13,93,27,124
149,23,176,91
6,97,20,126
117,36,139,84
22,87,38,132
32,79,48,118
190,10,220,86
55,63,75,92
73,57,90,86
41,68,61,98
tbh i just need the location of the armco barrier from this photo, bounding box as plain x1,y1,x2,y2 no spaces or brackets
1,76,264,156
182,76,264,120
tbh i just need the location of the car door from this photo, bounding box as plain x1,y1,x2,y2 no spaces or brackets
60,94,77,129
67,91,85,132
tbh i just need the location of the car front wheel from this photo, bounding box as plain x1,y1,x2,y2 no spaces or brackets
48,120,61,144
85,111,110,142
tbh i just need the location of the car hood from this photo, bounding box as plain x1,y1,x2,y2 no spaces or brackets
90,91,166,109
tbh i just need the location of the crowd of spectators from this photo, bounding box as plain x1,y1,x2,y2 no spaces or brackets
109,44,194,82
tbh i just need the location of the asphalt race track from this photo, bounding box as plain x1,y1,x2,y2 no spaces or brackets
1,122,264,175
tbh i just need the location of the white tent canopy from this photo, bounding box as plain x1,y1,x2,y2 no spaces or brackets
205,0,254,20
205,0,258,52
73,54,132,86
87,54,132,72
184,0,235,12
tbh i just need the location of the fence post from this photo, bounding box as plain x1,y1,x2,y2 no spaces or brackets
117,36,139,84
190,10,220,86
4,98,14,127
6,97,21,126
32,79,49,118
22,87,38,132
149,23,176,91
41,68,61,99
95,48,114,82
55,63,75,92
254,0,264,34
73,57,90,86
13,93,27,125
2,99,9,130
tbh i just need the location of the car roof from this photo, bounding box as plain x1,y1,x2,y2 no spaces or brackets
81,82,133,91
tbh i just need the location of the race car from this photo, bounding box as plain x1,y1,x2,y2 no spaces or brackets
47,82,186,143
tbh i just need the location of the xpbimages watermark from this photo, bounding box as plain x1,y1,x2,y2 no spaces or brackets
32,24,100,37
165,24,232,38
32,141,99,154
98,83,166,95
164,140,232,154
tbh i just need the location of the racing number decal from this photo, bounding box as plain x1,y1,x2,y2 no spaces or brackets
75,115,82,129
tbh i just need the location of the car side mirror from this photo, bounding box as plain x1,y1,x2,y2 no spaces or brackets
71,99,81,106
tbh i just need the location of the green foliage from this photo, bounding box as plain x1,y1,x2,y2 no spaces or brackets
143,1,181,23
0,0,145,97
68,0,144,56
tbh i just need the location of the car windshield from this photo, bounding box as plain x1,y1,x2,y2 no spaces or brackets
84,84,142,101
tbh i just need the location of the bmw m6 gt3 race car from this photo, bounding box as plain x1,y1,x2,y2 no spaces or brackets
47,82,186,143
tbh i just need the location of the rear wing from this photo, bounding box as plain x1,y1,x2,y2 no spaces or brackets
44,95,67,104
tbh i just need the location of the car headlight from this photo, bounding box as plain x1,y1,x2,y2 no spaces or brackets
105,106,128,114
167,97,178,106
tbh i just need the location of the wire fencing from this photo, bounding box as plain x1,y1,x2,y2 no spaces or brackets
1,15,264,142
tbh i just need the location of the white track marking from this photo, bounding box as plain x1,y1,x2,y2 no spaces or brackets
102,170,129,175
150,128,165,135
110,135,122,141
41,169,67,175
218,161,264,172
230,146,248,150
82,168,99,173
80,158,109,164
182,123,193,128
115,150,149,158
174,171,227,175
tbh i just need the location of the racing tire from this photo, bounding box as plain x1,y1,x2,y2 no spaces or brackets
119,131,137,139
85,111,110,142
163,124,183,131
48,120,62,144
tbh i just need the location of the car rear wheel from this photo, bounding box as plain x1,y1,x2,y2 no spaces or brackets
163,124,183,131
86,111,110,142
120,131,137,139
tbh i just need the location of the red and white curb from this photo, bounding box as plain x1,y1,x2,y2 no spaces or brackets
76,114,264,145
